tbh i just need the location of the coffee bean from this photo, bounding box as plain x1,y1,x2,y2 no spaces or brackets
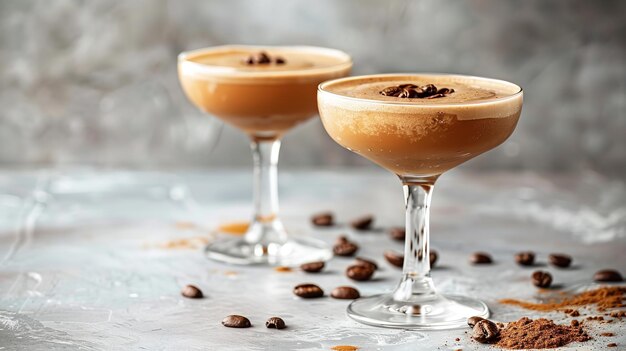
275,57,286,65
380,86,402,97
293,283,324,298
430,250,438,267
350,215,374,230
593,269,624,282
549,253,572,268
265,316,286,329
222,315,251,328
468,316,486,328
355,257,378,271
398,84,418,89
346,265,374,281
384,250,404,268
420,84,438,96
427,93,446,99
515,251,535,266
331,286,360,299
437,87,453,95
532,270,553,288
470,252,493,264
311,212,334,227
256,52,271,64
300,261,325,273
181,284,203,299
333,240,358,257
472,319,499,343
388,227,405,241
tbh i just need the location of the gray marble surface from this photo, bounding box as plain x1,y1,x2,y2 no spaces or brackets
0,169,625,350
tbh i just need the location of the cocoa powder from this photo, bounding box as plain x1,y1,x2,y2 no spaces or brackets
499,286,626,312
495,317,590,349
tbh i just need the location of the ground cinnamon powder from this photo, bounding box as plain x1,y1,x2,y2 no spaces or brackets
499,287,626,312
496,317,591,349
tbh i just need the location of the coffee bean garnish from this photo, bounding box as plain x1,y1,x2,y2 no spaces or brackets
311,212,334,227
388,227,405,241
532,270,553,288
243,51,285,65
265,316,286,329
222,315,252,328
331,286,360,299
181,284,203,299
593,269,624,282
467,316,486,328
355,257,378,271
300,261,325,273
549,253,572,268
380,83,454,99
293,283,324,298
430,250,438,267
333,237,359,257
350,215,374,230
346,264,374,281
384,250,404,268
515,251,535,266
472,319,500,343
470,252,493,264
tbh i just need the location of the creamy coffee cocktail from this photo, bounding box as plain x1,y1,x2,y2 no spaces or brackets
179,46,351,139
318,74,522,177
318,74,522,329
178,46,351,266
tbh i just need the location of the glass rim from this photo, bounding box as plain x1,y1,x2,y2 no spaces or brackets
318,73,523,108
178,45,353,78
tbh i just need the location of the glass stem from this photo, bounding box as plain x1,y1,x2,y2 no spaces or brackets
393,177,438,301
246,138,286,244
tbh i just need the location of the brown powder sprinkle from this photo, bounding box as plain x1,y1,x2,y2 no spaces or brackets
496,317,591,349
499,286,626,312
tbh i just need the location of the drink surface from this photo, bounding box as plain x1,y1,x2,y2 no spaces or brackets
179,46,351,139
318,74,523,177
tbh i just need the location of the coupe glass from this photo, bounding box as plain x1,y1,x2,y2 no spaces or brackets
318,74,523,329
178,45,352,266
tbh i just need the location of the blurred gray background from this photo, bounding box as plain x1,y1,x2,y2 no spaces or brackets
1,0,625,177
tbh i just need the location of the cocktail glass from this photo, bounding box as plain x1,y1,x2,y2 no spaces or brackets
318,74,523,329
178,45,351,265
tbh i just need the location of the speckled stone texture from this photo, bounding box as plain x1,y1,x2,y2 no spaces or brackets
0,170,624,350
0,0,625,177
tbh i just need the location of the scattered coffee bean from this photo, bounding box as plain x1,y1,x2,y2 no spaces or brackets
311,212,334,227
300,261,325,273
388,227,405,241
531,270,553,288
549,253,572,268
333,238,358,257
275,57,285,65
593,269,624,282
331,286,360,299
181,284,203,299
515,251,535,266
430,250,438,267
467,316,486,328
384,250,404,268
222,315,251,328
470,252,493,264
346,264,374,281
355,257,378,271
472,319,499,343
350,215,374,230
379,83,454,98
293,283,324,298
265,316,286,329
380,86,402,96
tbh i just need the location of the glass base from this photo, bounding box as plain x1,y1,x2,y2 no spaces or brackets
347,293,489,330
205,236,332,266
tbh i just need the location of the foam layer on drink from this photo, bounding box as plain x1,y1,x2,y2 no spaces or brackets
320,74,522,120
179,46,352,83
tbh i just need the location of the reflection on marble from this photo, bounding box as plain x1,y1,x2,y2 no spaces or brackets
0,170,624,350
